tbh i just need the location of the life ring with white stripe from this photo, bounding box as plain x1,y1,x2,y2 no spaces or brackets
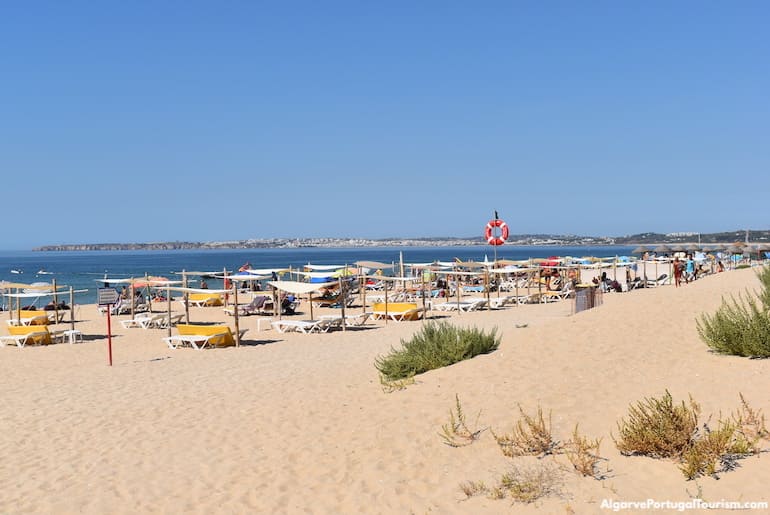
485,219,509,246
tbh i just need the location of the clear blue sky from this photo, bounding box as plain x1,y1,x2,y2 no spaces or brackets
2,1,768,249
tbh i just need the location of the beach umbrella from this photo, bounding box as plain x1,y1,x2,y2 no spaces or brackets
631,245,650,255
353,260,394,269
685,244,701,253
707,244,726,253
653,244,671,254
668,244,687,253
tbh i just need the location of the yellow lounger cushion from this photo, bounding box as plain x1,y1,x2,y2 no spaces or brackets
371,302,422,321
188,293,224,306
17,310,51,325
176,324,235,347
8,325,53,345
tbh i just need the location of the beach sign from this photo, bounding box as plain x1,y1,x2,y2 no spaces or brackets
97,287,119,306
97,287,118,366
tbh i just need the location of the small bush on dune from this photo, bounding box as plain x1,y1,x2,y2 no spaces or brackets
616,391,769,480
439,394,484,447
374,321,499,381
696,294,770,357
614,390,700,459
564,425,603,478
492,404,560,458
497,463,563,504
697,265,770,358
679,418,738,479
730,393,770,455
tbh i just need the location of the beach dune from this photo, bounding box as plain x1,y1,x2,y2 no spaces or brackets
1,267,768,513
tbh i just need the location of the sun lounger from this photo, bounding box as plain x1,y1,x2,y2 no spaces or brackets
313,294,354,308
318,312,372,328
163,324,245,350
489,295,518,309
45,310,68,323
182,293,224,308
6,310,52,326
155,313,184,329
433,298,488,312
645,274,669,288
540,286,574,303
121,312,165,329
98,299,148,315
270,319,334,334
223,295,273,316
371,302,426,322
0,325,58,347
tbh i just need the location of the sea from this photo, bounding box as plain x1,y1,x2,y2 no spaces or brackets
0,245,636,306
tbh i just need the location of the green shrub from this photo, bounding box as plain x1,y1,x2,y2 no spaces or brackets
614,390,699,458
679,420,735,479
616,392,768,480
756,266,770,310
374,321,499,381
492,404,560,457
497,463,563,504
696,293,770,357
439,394,484,447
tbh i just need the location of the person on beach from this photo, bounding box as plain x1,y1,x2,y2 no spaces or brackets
673,257,683,287
717,260,725,273
200,279,208,289
685,254,695,283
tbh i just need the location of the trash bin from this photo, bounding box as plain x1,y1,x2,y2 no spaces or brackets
574,285,598,314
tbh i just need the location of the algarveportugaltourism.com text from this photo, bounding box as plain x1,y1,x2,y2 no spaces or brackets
601,498,769,511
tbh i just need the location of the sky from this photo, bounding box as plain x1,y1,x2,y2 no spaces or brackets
2,1,768,249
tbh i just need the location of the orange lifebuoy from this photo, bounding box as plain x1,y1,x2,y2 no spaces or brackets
485,219,509,246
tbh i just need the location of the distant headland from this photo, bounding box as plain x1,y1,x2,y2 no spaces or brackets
32,229,769,251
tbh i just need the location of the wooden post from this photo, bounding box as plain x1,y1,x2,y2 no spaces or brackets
515,270,519,307
16,287,21,325
69,287,75,332
383,278,389,324
182,270,190,324
339,278,346,332
233,283,240,346
420,270,427,318
360,269,366,313
52,278,59,325
145,273,152,313
166,283,172,338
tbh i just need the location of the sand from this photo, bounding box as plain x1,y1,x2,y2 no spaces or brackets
1,268,769,514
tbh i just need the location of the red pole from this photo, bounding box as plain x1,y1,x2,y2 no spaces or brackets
106,306,113,366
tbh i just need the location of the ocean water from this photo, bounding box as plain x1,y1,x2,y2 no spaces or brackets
0,245,636,305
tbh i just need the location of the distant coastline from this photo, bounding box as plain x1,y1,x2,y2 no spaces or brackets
32,229,770,251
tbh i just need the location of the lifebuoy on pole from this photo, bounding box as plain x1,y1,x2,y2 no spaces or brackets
485,219,509,246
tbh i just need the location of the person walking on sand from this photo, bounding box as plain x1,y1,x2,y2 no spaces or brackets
685,254,696,283
673,257,683,287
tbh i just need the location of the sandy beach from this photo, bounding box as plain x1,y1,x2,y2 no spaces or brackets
1,267,769,514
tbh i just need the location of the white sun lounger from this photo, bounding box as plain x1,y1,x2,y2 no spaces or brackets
270,319,334,334
318,312,372,328
121,313,164,329
433,298,487,312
